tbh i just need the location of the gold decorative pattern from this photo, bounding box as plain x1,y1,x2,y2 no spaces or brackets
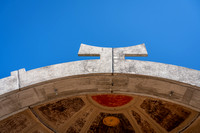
103,116,120,127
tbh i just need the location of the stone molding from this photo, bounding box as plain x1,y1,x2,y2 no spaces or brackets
0,43,200,95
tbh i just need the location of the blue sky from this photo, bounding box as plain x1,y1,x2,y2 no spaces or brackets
0,0,200,79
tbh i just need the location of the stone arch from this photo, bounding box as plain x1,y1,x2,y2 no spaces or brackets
0,44,200,132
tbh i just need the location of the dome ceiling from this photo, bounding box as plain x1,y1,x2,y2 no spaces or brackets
0,94,199,133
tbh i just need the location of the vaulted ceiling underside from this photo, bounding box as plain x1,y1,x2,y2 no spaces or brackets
0,74,199,133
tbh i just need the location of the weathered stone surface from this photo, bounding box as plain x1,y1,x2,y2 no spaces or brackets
0,71,19,95
114,60,200,87
183,116,200,133
0,43,200,96
0,88,40,117
126,76,187,101
182,88,195,104
189,90,200,108
0,94,21,117
113,43,147,60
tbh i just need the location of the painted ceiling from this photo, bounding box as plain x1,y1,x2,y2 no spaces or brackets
0,94,199,133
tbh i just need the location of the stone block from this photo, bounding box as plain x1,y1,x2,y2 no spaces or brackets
0,71,19,95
